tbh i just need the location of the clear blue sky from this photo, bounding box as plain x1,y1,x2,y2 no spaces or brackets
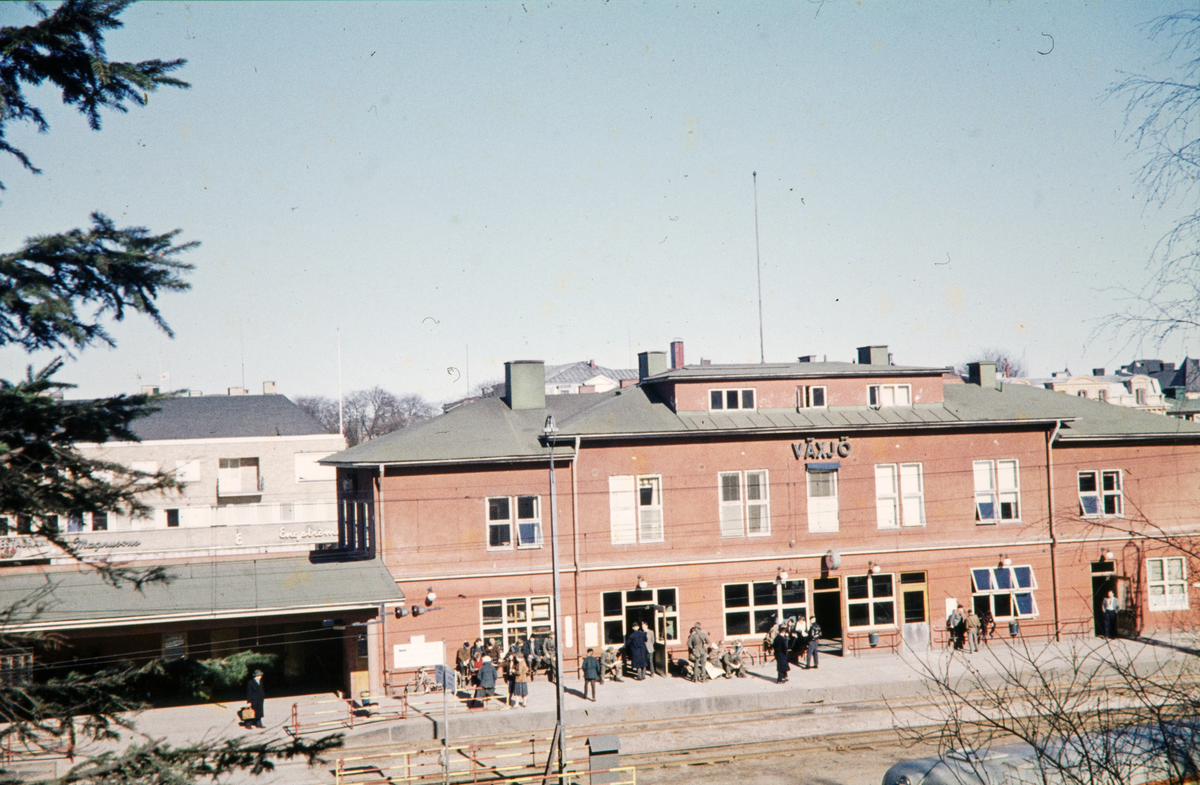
0,1,1190,402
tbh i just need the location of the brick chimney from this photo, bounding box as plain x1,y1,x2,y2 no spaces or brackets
670,340,685,370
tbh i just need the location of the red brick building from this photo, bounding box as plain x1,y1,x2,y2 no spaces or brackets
326,346,1200,676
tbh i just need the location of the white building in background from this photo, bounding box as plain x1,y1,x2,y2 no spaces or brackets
1010,370,1168,415
3,384,346,565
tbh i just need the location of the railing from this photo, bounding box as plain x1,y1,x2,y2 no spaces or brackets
933,617,1094,648
333,731,634,785
845,629,902,657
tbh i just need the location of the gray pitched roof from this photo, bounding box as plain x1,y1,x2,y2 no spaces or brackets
324,374,1200,468
129,395,330,441
648,361,951,382
943,382,1200,441
0,557,402,632
545,361,637,385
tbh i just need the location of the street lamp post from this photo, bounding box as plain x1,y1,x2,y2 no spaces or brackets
544,415,567,779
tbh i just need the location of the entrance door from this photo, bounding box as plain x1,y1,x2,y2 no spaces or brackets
1091,574,1117,636
811,576,842,643
900,571,929,650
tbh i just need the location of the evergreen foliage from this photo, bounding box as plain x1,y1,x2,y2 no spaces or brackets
0,0,188,187
0,2,343,781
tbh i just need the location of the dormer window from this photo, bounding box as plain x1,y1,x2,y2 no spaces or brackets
868,384,911,408
710,388,756,411
797,385,827,409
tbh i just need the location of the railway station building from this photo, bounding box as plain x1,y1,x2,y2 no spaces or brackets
324,346,1200,677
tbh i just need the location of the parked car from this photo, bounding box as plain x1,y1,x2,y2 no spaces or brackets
881,721,1200,785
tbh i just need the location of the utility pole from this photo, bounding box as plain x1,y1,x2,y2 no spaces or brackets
544,415,567,780
753,171,765,364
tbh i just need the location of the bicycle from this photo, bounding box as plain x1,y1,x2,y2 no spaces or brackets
403,666,441,695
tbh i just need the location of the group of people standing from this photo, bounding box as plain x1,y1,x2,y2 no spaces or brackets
945,604,994,652
455,635,557,708
768,616,822,684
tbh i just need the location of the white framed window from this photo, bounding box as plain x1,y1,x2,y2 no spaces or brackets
846,573,896,628
487,497,512,549
1147,557,1188,611
797,385,827,409
971,565,1038,619
723,580,806,637
638,476,664,541
516,495,543,547
875,463,924,528
218,457,260,495
486,495,541,549
868,384,911,408
131,460,158,485
806,467,838,532
481,596,553,652
609,475,665,544
709,388,756,411
974,459,1020,524
718,470,771,537
1079,470,1123,517
174,459,201,484
294,453,335,483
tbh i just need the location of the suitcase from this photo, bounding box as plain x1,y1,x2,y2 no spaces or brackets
237,706,256,722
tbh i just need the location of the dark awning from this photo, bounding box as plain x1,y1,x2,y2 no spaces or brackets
0,557,403,632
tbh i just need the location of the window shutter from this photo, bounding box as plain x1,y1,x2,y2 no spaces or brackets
900,463,924,526
609,475,636,544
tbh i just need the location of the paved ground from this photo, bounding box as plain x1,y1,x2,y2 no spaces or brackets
32,632,1197,784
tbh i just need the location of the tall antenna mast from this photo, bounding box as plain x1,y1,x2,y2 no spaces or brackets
337,327,344,437
753,171,765,363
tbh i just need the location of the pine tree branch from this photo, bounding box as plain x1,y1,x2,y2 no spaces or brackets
0,0,190,187
0,214,195,353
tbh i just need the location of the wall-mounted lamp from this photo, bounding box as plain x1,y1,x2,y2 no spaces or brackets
425,587,437,605
1103,550,1115,562
636,574,648,590
775,567,789,584
999,553,1012,567
395,606,410,619
867,560,882,574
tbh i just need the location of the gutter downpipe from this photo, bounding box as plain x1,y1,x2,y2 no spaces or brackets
378,463,387,695
571,437,582,664
1047,421,1063,642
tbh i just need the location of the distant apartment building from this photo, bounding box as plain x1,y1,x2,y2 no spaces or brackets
1010,369,1167,414
1121,358,1200,421
0,384,401,697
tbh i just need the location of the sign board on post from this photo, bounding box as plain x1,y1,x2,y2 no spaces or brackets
432,664,455,690
393,640,445,670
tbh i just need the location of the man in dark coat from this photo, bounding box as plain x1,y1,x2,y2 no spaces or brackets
626,623,648,680
245,669,265,728
773,625,791,683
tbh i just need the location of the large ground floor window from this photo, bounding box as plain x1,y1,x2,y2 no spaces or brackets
847,573,895,628
722,580,807,637
602,587,680,646
481,596,553,652
971,565,1038,619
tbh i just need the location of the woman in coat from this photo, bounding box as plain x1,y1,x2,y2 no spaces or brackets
626,623,648,680
773,626,791,684
509,654,530,707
